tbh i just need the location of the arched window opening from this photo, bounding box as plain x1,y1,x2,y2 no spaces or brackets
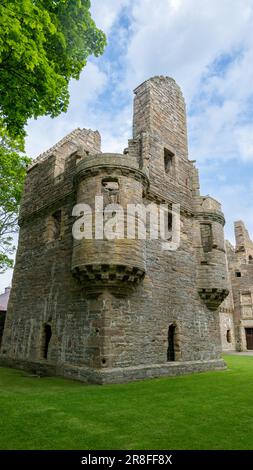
226,329,232,343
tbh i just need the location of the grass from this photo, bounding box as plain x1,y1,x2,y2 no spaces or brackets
0,355,253,450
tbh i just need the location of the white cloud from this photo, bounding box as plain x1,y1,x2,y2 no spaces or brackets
91,0,130,34
125,0,253,99
206,182,253,244
235,125,253,161
123,0,253,164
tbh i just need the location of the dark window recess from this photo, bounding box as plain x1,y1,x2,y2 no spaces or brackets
245,328,253,350
168,211,172,231
52,210,62,239
102,178,119,205
235,271,241,278
249,255,253,264
48,210,62,241
167,211,173,240
200,223,213,253
160,210,173,240
42,324,52,360
164,148,175,174
0,312,6,348
75,154,82,164
226,330,232,343
167,324,175,361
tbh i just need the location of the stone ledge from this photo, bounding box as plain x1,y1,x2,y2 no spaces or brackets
0,357,226,385
195,211,225,226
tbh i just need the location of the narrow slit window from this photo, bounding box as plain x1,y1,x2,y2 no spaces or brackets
167,324,176,361
160,209,173,240
168,211,172,232
167,211,173,240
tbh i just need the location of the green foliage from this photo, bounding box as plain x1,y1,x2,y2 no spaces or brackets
0,124,31,272
0,356,253,449
0,0,105,271
0,0,106,137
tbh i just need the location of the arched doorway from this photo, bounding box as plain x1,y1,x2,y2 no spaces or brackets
226,329,232,343
245,328,253,350
42,324,52,360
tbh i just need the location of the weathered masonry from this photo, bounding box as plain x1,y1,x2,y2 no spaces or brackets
0,77,230,383
219,221,253,352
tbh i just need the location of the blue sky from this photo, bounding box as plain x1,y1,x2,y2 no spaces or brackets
1,0,253,292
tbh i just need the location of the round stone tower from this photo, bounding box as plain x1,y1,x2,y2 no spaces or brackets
71,153,149,295
195,196,229,310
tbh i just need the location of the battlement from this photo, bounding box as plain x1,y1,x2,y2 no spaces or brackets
28,128,101,171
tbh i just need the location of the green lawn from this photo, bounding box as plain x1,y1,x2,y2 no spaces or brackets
0,355,253,450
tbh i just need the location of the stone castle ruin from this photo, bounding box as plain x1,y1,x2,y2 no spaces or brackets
0,76,232,383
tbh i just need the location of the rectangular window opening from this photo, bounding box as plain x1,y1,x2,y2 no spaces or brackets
200,223,213,253
47,210,62,242
102,177,119,205
164,148,175,174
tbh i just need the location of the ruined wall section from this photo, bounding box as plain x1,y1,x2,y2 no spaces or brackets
226,222,253,350
1,129,105,367
20,128,101,220
234,220,253,263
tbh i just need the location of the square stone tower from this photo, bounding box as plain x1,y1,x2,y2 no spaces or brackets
0,77,229,383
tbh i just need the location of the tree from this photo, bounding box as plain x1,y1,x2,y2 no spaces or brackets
0,0,106,137
0,123,30,273
0,0,106,272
